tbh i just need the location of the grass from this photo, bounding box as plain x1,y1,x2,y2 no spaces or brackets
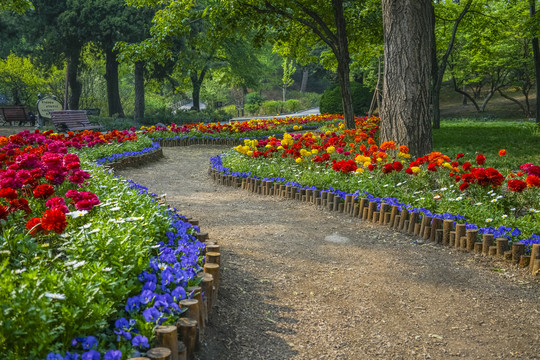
433,119,540,169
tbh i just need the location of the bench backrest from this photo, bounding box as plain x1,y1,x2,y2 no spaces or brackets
0,106,29,122
50,110,94,131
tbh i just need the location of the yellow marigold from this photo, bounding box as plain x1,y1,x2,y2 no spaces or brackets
311,148,319,155
355,155,370,163
411,166,421,174
247,151,253,157
442,162,453,170
295,157,303,163
397,152,411,159
355,168,365,174
277,146,284,150
327,146,335,154
363,161,371,167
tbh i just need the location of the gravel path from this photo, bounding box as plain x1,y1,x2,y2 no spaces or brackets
117,146,540,360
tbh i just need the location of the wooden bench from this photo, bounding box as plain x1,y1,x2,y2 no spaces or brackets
0,105,34,126
50,110,103,132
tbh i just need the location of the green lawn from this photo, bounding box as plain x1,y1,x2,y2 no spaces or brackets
433,119,540,169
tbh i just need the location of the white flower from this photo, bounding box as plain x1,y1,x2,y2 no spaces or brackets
151,244,161,249
14,268,26,274
502,215,508,219
474,202,482,206
0,250,10,255
491,199,498,203
158,263,168,270
80,223,92,229
65,260,78,266
440,187,447,191
73,261,86,269
44,292,66,300
126,217,144,222
456,197,463,201
383,184,389,187
67,210,88,218
510,208,516,211
110,207,121,211
433,195,442,200
490,193,497,197
88,228,100,234
485,218,493,223
102,267,112,272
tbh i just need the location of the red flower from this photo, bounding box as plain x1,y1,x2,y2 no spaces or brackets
0,204,9,220
392,161,403,172
40,208,67,234
26,217,47,236
33,184,55,199
459,182,469,191
476,154,486,165
382,163,394,174
462,162,472,171
0,188,18,200
525,175,540,187
498,149,506,156
405,168,413,175
8,198,32,214
508,180,527,192
455,153,464,159
428,163,437,172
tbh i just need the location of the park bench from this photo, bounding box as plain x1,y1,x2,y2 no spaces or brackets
50,110,103,132
0,105,34,126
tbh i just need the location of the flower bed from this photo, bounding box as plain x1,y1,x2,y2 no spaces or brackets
0,130,208,360
140,114,346,141
212,121,539,260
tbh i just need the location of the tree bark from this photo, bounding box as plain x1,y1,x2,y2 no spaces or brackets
381,0,434,157
105,47,124,117
190,66,208,112
531,0,540,123
333,0,355,129
67,50,82,111
432,0,472,129
300,68,309,92
134,61,145,121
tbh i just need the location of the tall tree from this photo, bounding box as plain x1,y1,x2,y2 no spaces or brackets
431,0,473,129
381,0,433,157
220,0,382,129
530,0,540,123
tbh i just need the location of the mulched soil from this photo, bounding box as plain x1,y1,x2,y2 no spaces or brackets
116,146,540,360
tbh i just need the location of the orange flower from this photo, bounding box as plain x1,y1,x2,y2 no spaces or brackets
498,149,506,156
380,141,396,151
399,145,409,154
367,137,376,145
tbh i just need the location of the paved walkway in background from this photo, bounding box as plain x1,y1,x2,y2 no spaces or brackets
230,107,320,122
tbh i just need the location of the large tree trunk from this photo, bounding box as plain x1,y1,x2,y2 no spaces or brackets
105,47,125,117
134,61,145,121
67,51,82,110
531,0,540,123
333,0,355,129
381,0,433,157
190,74,201,112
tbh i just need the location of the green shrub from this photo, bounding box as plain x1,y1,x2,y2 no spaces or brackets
261,100,285,115
245,92,265,105
319,82,372,115
244,103,260,115
288,90,321,108
284,99,302,113
223,104,238,117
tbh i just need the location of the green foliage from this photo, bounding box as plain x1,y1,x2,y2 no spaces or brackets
245,92,265,106
261,100,284,115
0,0,33,13
319,82,372,115
284,99,302,113
0,53,64,106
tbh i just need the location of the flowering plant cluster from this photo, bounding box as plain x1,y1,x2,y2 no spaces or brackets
223,119,539,251
0,130,204,360
140,114,351,140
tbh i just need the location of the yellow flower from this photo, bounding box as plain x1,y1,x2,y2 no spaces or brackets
398,152,411,159
296,157,303,163
247,151,253,157
411,166,421,174
311,148,319,155
277,146,284,150
327,146,335,154
442,162,452,170
363,161,371,167
355,168,365,174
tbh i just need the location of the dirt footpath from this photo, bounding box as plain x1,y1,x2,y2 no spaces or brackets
118,146,539,360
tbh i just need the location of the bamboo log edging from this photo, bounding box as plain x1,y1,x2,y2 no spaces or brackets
210,170,540,280
107,148,164,171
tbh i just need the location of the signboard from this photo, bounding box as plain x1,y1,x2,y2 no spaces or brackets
37,97,63,118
